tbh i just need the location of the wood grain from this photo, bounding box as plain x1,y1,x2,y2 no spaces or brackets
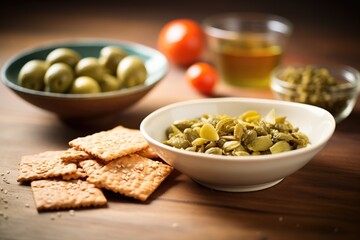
1,1,359,239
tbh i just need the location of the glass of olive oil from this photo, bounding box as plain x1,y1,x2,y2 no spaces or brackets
204,13,292,88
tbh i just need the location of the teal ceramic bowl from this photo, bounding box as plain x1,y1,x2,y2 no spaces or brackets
1,39,168,120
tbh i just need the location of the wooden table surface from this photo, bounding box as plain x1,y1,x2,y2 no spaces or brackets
1,1,359,239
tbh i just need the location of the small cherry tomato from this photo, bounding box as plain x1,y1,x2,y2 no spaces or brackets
186,62,218,95
158,19,204,66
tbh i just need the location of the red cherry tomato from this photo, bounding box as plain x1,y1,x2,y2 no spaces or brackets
186,62,218,95
158,19,204,66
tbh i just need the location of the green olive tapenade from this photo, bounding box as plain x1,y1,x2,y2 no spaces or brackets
163,110,309,156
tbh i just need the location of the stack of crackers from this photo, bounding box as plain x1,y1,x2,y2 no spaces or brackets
17,126,173,211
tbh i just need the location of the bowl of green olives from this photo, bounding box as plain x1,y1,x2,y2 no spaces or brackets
140,98,335,192
270,63,360,123
1,39,168,120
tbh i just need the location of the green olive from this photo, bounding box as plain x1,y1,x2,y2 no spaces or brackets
99,46,127,75
99,73,122,92
117,56,147,88
46,48,80,68
75,57,104,81
44,63,74,93
18,60,49,90
70,76,101,94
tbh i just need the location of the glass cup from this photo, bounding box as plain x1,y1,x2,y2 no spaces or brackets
203,13,293,88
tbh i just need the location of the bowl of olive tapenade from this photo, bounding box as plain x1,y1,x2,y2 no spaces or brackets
270,63,360,123
1,39,168,120
140,98,335,192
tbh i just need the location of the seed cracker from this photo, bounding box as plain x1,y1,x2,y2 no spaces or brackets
62,167,87,180
17,151,77,182
137,146,159,159
79,160,105,177
69,126,149,162
31,179,107,211
86,154,173,201
60,148,91,163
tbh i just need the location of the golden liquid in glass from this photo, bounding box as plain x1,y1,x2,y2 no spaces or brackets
213,38,282,88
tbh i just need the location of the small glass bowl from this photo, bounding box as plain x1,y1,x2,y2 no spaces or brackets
270,63,360,123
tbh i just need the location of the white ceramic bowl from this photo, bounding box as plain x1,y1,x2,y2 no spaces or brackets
140,98,335,192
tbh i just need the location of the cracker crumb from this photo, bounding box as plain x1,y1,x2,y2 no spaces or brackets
50,215,56,220
25,203,30,208
6,170,10,174
69,209,75,216
57,212,62,218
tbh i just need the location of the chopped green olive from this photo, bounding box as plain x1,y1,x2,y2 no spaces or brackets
163,110,309,156
278,65,347,117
